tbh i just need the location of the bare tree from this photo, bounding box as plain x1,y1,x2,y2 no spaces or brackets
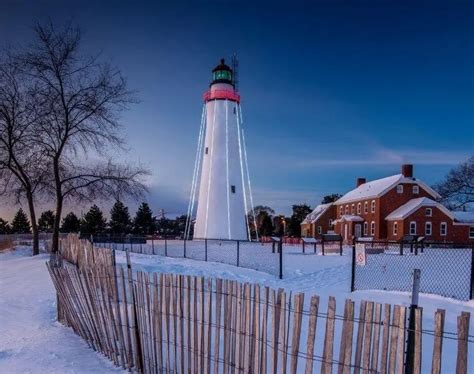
434,156,474,210
21,22,148,252
0,57,47,255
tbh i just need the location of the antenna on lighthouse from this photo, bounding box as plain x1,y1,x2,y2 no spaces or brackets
232,54,239,91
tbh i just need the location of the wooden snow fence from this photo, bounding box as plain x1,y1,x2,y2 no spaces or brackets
47,261,471,374
58,234,115,269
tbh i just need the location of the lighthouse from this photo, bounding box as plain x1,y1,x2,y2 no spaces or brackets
185,58,256,240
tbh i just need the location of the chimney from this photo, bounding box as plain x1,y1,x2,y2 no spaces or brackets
356,178,366,187
401,164,413,178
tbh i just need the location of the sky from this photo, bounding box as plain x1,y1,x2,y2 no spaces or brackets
0,0,473,219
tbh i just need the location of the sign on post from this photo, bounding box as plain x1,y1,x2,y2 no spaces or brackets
355,243,366,266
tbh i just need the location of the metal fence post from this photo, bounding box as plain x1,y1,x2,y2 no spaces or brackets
279,240,283,279
184,238,187,258
339,238,343,256
165,237,168,256
405,269,421,374
151,237,154,255
237,240,240,267
470,245,474,300
351,238,356,292
322,239,325,256
205,239,208,262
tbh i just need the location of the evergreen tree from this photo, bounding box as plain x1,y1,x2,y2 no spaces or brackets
133,202,156,235
0,218,11,234
287,204,312,237
321,194,342,204
259,212,274,237
109,200,131,234
11,208,31,234
80,205,107,235
38,210,55,232
61,212,81,233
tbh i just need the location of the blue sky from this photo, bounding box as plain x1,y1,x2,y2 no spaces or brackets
1,0,473,218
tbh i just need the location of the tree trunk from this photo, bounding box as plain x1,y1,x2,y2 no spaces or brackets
52,157,63,254
52,196,63,253
26,191,39,256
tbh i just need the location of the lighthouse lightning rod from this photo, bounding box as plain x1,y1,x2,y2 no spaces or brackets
240,106,259,241
185,104,206,239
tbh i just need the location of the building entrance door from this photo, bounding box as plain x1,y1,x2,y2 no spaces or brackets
355,224,362,238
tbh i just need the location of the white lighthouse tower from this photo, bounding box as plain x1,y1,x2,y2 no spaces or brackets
185,58,256,240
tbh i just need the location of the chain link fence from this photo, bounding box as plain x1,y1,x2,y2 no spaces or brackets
351,239,474,301
92,235,282,278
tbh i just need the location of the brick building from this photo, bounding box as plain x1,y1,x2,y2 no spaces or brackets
300,203,336,238
302,164,474,243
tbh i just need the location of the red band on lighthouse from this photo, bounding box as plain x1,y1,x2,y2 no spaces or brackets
203,89,240,103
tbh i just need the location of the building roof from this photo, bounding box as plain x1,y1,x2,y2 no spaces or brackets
334,215,364,223
452,211,474,224
301,203,332,225
335,174,441,205
385,197,454,221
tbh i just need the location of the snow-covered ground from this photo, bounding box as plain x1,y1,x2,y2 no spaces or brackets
1,245,472,373
116,246,474,373
0,247,124,374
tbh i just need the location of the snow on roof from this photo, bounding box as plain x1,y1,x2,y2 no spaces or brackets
301,203,332,224
334,215,364,223
452,211,474,224
335,174,440,204
385,197,454,221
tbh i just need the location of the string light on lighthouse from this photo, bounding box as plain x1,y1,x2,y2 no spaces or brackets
185,104,206,239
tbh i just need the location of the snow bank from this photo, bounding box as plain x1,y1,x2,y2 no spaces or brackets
0,247,124,374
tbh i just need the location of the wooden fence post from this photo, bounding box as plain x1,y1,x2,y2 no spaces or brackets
321,296,336,374
456,311,470,374
289,293,304,374
431,309,445,374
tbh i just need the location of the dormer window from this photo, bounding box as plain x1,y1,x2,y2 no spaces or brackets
397,185,403,194
413,185,419,194
425,208,432,217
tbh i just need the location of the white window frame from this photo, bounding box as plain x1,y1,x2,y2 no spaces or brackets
412,185,419,194
370,221,375,236
357,203,361,215
440,222,447,236
345,205,349,214
340,206,343,216
364,201,368,214
393,222,398,236
409,221,417,235
329,219,333,227
351,204,355,214
363,222,368,236
317,226,322,234
425,221,432,236
469,226,474,239
425,208,432,217
371,200,376,213
397,184,403,194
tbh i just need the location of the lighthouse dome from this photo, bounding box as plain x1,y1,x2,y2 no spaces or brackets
211,58,233,86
